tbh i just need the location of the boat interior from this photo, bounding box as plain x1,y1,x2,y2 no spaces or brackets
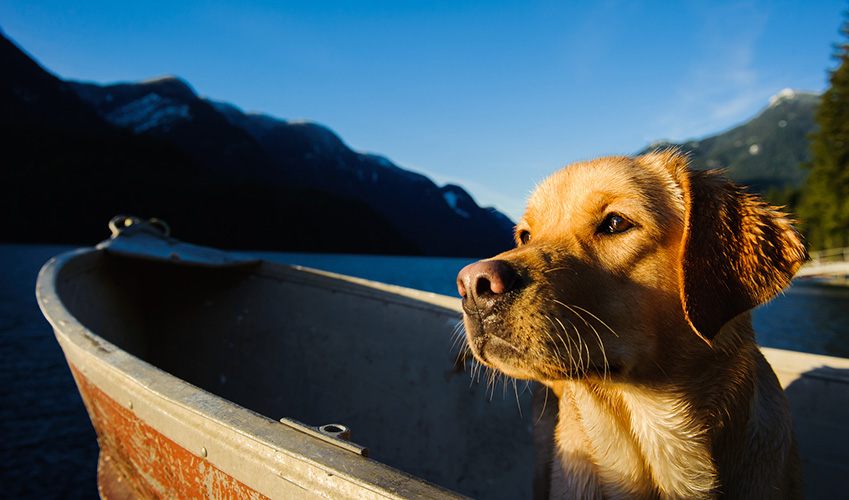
54,248,535,499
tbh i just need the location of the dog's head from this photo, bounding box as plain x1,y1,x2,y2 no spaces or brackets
457,151,808,382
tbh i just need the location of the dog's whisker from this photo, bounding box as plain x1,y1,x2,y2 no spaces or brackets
467,357,482,387
535,384,550,426
651,359,672,383
512,378,523,418
479,365,489,394
476,361,486,385
553,300,618,378
494,372,505,402
553,302,593,375
542,317,570,373
559,317,585,375
550,337,571,374
556,316,583,376
554,299,621,342
450,342,467,365
450,320,467,352
584,319,611,381
547,315,576,375
554,300,589,326
568,304,621,339
578,329,589,375
486,368,500,401
566,322,583,375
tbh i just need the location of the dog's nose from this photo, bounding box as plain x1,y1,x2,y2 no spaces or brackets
457,260,519,312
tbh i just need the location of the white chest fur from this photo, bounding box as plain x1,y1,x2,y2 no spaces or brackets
551,382,716,500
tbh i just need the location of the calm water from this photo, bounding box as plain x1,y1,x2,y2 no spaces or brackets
2,244,847,499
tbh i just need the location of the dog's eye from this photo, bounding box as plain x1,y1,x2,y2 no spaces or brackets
600,214,634,235
518,230,531,245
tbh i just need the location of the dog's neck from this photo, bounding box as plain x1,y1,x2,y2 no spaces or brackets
548,379,718,500
543,316,763,500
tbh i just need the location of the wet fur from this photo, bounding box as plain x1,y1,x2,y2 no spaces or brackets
459,151,806,499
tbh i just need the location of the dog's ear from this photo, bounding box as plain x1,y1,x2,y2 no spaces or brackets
668,159,808,342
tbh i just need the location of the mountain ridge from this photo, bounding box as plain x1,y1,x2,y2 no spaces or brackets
640,89,818,193
70,71,518,257
1,31,514,256
2,28,819,254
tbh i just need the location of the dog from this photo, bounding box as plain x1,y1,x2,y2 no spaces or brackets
457,151,806,499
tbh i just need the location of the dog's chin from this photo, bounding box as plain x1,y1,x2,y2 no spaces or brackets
466,331,536,380
568,364,623,380
468,330,623,382
527,362,624,383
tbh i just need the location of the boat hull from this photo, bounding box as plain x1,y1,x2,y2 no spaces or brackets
37,230,849,499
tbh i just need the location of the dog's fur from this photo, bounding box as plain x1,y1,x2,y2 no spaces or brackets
457,151,806,499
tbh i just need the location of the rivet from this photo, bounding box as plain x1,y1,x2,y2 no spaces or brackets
128,401,133,410
201,446,208,457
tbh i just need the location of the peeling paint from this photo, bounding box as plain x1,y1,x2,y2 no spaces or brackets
71,365,273,500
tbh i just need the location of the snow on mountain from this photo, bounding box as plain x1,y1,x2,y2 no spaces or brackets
639,89,818,192
68,76,205,133
769,88,803,107
443,189,471,218
104,92,191,133
440,184,483,220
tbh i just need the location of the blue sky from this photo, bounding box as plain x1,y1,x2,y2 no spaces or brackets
1,0,845,221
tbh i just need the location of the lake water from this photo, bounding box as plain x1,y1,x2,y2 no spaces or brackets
2,243,847,499
252,250,849,358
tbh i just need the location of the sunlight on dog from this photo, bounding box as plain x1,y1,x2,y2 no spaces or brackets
457,150,807,500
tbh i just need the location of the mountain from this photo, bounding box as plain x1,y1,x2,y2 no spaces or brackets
206,100,515,256
69,77,285,185
1,30,514,257
7,24,815,256
0,29,105,131
642,89,819,193
0,30,415,255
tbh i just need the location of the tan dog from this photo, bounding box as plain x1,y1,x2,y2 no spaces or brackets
457,151,806,499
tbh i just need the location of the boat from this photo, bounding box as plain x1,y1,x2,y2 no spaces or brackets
36,216,849,499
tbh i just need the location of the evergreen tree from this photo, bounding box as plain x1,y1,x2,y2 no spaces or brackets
798,15,849,250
